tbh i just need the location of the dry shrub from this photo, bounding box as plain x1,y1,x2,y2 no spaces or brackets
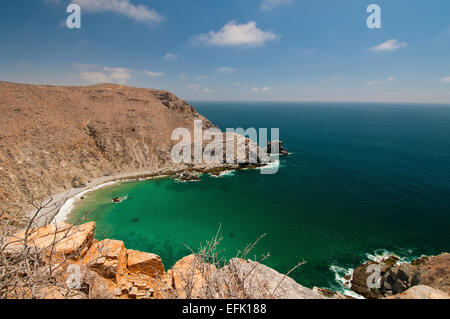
154,225,305,299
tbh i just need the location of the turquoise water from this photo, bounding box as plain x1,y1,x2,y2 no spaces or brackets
67,102,450,291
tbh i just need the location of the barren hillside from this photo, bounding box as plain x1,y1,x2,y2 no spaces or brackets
0,81,215,221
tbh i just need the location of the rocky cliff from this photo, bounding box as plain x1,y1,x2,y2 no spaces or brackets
0,81,224,223
3,221,449,299
3,221,326,299
351,253,450,299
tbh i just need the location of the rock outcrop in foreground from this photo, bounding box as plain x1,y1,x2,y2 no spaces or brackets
351,254,450,299
5,222,324,299
4,222,449,299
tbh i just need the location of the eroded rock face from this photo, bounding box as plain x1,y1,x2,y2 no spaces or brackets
213,258,323,299
82,239,127,282
351,260,390,299
9,221,447,300
351,253,450,299
383,263,419,295
0,82,214,219
127,249,165,277
163,254,217,299
6,222,96,262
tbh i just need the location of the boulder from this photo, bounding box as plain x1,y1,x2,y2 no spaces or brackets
81,269,117,299
351,260,391,299
382,263,418,295
71,176,86,188
174,171,201,182
127,249,164,277
214,258,323,299
82,239,127,283
266,140,289,156
121,250,165,299
385,285,450,299
6,222,96,262
163,254,217,298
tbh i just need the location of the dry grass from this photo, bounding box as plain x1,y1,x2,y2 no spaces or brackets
154,225,306,299
0,196,93,299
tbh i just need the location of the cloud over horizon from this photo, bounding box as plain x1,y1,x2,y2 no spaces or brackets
76,65,132,84
365,76,395,86
144,70,165,77
163,53,179,61
47,0,163,24
260,0,292,11
370,39,407,52
192,21,279,47
216,67,237,74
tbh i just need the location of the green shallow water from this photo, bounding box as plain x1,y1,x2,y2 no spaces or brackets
67,102,450,292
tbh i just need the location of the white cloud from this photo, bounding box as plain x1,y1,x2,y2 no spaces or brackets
144,70,165,77
370,39,407,52
440,76,450,83
192,21,279,47
178,73,188,80
216,67,236,74
68,0,163,24
79,72,111,84
203,88,213,93
260,0,292,11
253,86,271,92
163,53,178,61
233,82,241,86
78,66,132,84
365,76,395,86
187,84,200,90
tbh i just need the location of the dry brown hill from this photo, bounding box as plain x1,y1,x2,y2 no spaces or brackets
0,81,215,221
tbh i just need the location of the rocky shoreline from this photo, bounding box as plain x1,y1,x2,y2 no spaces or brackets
349,253,450,299
4,220,448,299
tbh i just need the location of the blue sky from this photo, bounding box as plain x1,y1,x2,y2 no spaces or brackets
0,0,449,103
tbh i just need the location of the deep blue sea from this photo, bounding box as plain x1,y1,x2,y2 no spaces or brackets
69,102,450,294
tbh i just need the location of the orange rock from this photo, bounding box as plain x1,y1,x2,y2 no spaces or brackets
127,249,164,277
6,222,96,262
82,239,127,283
164,254,216,298
86,271,118,299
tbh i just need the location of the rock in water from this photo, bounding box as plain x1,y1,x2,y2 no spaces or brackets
174,171,201,182
351,253,450,298
351,260,390,299
266,140,289,155
112,197,122,203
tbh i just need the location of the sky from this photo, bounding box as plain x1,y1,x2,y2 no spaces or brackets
0,0,449,103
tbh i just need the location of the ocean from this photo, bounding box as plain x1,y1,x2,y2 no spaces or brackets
66,102,450,294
